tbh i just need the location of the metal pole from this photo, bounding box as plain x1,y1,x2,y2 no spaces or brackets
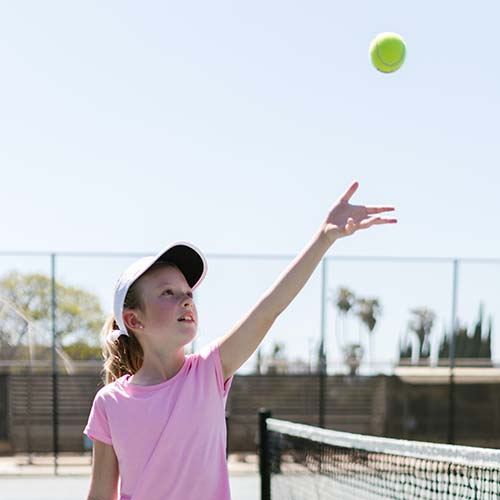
50,254,59,475
258,409,271,500
448,259,459,444
319,259,327,428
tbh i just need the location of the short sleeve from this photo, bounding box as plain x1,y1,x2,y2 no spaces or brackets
83,390,113,445
199,340,233,402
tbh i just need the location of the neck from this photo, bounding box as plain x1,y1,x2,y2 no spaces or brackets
131,346,187,385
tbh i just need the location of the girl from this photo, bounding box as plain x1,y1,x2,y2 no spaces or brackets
84,181,396,500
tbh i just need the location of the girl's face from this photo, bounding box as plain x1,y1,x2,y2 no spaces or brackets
137,265,198,344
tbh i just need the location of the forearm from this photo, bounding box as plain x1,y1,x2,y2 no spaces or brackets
261,224,334,318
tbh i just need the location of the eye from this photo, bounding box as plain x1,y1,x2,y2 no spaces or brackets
162,289,193,298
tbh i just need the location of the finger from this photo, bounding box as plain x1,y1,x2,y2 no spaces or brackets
366,206,396,214
339,181,359,203
359,217,397,229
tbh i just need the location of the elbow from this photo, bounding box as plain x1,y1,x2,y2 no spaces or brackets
259,295,282,322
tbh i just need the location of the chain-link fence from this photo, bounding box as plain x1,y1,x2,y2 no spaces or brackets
1,251,499,469
1,251,499,376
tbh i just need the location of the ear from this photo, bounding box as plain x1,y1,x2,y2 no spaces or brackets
123,309,144,332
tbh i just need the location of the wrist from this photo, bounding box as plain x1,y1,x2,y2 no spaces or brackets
318,223,338,247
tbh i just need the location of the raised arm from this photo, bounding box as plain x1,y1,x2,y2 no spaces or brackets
218,181,397,381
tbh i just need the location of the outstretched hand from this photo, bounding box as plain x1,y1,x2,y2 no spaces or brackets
321,181,397,244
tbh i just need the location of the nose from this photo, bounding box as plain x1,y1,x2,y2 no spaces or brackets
183,295,194,307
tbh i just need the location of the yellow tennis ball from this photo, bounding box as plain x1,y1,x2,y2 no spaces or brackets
369,32,406,73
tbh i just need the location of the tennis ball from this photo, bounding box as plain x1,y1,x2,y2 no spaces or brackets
369,32,406,73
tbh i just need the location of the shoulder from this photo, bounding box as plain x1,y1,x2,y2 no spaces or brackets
195,339,222,361
92,376,127,403
193,339,233,392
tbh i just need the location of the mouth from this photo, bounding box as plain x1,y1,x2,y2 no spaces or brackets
178,314,195,324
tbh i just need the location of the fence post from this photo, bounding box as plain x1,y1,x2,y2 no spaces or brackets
51,253,59,475
319,258,327,428
259,408,271,500
448,259,459,444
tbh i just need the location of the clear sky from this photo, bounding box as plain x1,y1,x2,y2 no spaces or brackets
1,1,499,373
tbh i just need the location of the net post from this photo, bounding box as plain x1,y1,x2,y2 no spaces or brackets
259,408,272,500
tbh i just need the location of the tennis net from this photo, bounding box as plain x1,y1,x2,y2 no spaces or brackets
260,417,500,499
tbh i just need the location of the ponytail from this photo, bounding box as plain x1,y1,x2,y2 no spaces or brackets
101,315,144,385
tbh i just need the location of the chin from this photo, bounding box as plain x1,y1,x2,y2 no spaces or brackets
181,330,197,344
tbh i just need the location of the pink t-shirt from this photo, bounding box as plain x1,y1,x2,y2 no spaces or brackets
83,340,233,500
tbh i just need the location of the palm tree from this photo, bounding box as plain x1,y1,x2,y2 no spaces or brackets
335,287,355,344
267,341,286,374
334,287,356,373
355,298,381,371
408,307,436,363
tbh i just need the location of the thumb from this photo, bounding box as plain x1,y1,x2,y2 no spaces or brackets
345,217,356,234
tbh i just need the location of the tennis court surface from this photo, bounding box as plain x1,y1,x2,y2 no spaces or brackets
0,475,259,500
0,454,259,500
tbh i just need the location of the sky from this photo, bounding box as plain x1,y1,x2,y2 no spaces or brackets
1,1,499,373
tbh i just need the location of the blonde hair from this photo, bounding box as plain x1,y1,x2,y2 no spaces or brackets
101,261,180,385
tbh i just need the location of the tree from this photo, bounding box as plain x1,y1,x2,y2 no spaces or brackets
465,302,484,358
398,333,412,360
355,298,381,370
438,303,493,362
0,271,105,361
271,342,285,360
478,317,493,359
255,347,263,374
334,287,355,346
407,307,436,361
267,341,287,374
331,287,384,374
63,341,102,361
342,343,364,376
334,287,356,373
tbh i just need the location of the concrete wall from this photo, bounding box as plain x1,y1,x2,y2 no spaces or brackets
1,372,499,453
383,376,500,448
